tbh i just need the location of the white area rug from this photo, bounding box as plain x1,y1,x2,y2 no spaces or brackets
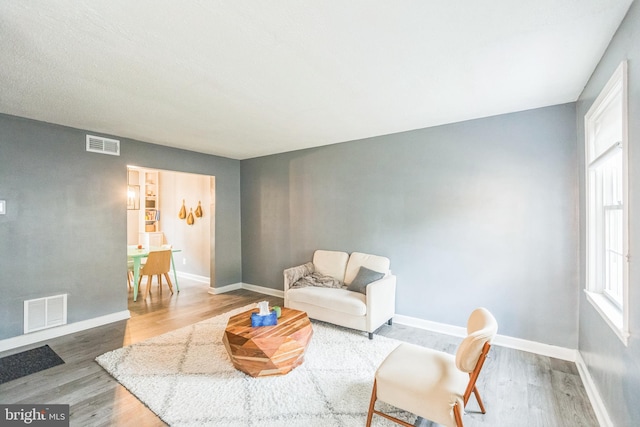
96,305,416,427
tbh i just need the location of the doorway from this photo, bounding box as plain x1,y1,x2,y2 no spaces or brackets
127,166,216,284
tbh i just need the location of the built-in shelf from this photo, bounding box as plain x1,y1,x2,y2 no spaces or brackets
143,171,159,232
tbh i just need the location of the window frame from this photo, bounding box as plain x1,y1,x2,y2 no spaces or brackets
584,61,629,346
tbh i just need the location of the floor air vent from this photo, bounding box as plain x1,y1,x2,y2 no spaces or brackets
86,134,120,156
24,294,68,334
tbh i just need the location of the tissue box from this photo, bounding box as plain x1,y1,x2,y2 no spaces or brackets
251,311,278,327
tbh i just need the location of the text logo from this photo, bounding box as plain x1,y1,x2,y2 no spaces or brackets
0,405,69,426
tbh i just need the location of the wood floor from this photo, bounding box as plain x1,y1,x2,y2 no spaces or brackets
0,278,598,427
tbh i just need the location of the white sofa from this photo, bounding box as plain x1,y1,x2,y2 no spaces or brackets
284,250,396,339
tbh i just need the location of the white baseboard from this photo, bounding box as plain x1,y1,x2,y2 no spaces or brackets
228,288,576,362
575,352,613,427
208,282,284,298
205,286,582,363
241,283,285,298
176,271,210,284
0,310,131,353
393,314,577,362
394,315,468,339
208,282,243,294
492,333,577,362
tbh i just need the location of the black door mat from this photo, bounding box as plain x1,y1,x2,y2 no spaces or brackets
0,345,64,384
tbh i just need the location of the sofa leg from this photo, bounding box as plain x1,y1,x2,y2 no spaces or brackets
368,332,374,340
387,318,393,326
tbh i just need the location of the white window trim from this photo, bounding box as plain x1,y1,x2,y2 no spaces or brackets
584,61,629,346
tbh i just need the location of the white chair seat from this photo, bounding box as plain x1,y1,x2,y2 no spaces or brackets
376,343,468,427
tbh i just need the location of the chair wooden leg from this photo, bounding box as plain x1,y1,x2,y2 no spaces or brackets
157,274,162,293
453,402,464,427
137,275,145,298
366,380,376,427
473,385,486,413
164,273,174,294
145,276,152,299
366,379,416,427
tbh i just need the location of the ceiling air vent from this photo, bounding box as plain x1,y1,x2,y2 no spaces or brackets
86,134,120,156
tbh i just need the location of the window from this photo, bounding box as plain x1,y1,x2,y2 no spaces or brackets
585,61,629,345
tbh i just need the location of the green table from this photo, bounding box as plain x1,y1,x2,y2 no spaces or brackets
127,246,181,301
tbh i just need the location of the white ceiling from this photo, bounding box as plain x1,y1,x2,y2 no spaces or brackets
0,1,633,159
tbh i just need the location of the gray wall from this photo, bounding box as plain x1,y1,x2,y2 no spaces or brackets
0,114,242,340
241,103,579,347
576,1,640,425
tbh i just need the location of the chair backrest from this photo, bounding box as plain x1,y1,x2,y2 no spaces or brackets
455,308,498,373
140,250,172,276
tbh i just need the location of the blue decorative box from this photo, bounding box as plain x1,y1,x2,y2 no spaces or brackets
251,310,278,327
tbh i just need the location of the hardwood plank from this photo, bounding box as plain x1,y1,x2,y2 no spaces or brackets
0,279,282,426
0,279,598,426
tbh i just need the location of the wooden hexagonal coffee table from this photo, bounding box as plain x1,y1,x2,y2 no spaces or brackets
222,307,313,377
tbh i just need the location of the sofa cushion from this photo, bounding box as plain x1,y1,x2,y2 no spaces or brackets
313,250,349,281
344,252,390,285
286,287,367,316
347,266,386,294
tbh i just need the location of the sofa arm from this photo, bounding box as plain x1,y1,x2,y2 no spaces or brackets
365,275,397,331
283,262,315,292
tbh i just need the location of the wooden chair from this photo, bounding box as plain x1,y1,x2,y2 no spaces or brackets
366,307,498,427
138,250,174,298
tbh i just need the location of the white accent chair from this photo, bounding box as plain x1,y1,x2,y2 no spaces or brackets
366,307,498,427
284,250,396,339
